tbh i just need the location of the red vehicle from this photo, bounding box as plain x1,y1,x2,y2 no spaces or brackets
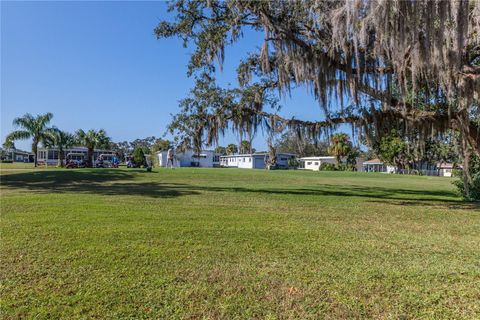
65,160,78,169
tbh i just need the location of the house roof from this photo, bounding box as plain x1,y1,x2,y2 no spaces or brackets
436,162,454,169
363,158,384,165
220,153,295,158
9,149,33,155
299,156,335,161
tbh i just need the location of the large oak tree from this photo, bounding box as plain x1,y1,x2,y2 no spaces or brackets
157,0,479,195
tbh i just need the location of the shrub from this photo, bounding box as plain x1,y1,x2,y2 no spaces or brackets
453,154,480,201
453,173,480,201
320,163,336,171
288,158,299,169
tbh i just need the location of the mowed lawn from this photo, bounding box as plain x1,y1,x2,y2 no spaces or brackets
1,167,479,319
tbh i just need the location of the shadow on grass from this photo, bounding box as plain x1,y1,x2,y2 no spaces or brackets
0,169,199,198
1,169,478,209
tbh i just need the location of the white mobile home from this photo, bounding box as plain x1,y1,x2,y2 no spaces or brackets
299,156,364,171
37,146,115,165
299,156,337,171
220,153,295,169
362,158,396,173
157,149,219,168
3,149,34,163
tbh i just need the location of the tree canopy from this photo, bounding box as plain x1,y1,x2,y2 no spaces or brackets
5,112,54,166
157,0,479,196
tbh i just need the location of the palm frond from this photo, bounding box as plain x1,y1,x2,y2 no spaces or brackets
6,130,31,142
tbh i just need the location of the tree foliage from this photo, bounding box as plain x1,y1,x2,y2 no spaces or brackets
132,147,146,167
374,130,408,170
226,143,238,155
75,129,111,167
214,146,226,155
44,128,76,167
275,130,329,157
157,0,480,197
5,112,53,166
328,133,352,167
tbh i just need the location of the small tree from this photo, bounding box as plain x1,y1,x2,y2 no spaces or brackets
240,140,252,154
328,133,352,168
132,147,145,167
374,130,409,172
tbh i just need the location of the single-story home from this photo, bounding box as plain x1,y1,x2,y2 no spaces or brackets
3,149,34,162
299,156,336,171
157,149,220,168
299,156,365,171
37,146,115,165
362,158,396,173
363,158,456,176
220,153,295,169
436,162,454,177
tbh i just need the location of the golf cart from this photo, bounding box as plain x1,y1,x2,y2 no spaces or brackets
65,153,86,169
95,154,119,168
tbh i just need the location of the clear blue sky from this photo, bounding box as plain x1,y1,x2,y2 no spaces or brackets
1,1,333,152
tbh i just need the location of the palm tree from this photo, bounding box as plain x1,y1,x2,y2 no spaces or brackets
75,129,111,167
226,143,238,155
240,140,252,154
6,112,53,167
328,133,352,168
44,128,76,167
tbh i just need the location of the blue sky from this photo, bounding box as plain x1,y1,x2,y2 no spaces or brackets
1,1,330,152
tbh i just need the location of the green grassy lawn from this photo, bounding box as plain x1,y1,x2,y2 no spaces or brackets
1,168,479,319
0,162,56,170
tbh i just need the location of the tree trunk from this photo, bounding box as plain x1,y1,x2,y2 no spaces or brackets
58,148,65,168
32,142,38,167
87,148,94,167
461,137,471,200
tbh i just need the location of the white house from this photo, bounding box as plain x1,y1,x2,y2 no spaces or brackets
37,146,115,165
157,149,220,168
362,158,396,173
299,156,365,171
220,153,296,169
299,156,337,171
3,149,34,162
437,162,454,177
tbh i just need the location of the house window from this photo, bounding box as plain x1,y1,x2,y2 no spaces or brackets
314,162,319,165
249,158,251,162
307,162,312,165
48,150,59,160
280,157,287,161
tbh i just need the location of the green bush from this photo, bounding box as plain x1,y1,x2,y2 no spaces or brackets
288,158,299,169
320,163,336,171
453,173,480,201
453,154,480,201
